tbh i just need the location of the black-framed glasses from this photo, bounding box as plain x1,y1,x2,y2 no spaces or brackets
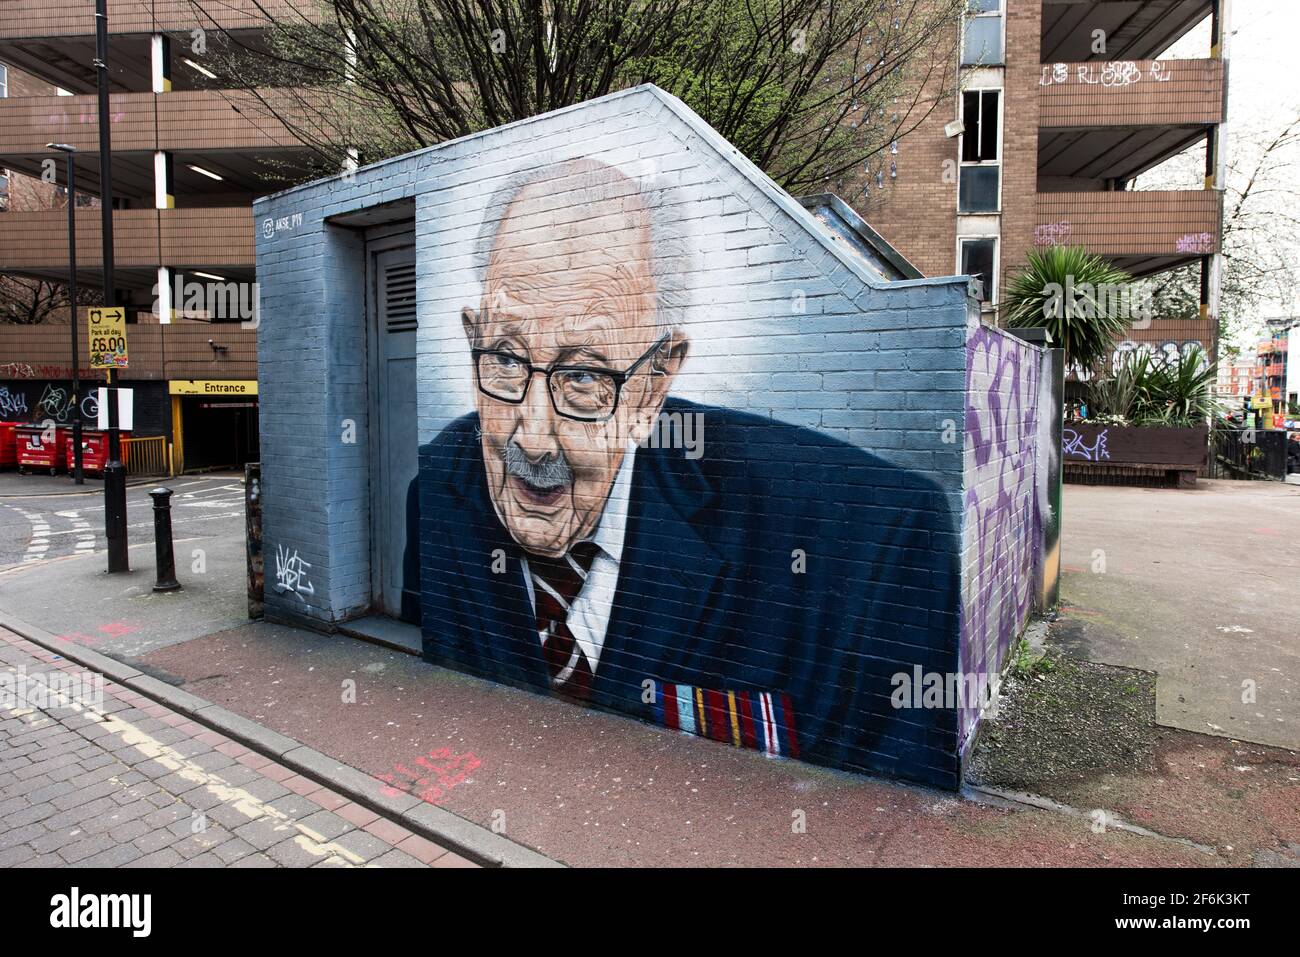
472,332,670,422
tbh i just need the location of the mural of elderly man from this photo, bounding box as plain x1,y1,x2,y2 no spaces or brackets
408,158,958,778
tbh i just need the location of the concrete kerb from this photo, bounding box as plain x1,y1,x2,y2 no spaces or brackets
0,610,561,869
0,476,161,499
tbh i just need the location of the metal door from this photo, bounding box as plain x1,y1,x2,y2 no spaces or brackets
369,243,418,620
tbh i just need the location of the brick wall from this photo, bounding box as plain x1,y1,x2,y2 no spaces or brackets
1038,58,1224,128
0,0,295,38
1035,190,1222,257
254,85,1050,790
999,0,1044,299
854,1,1044,303
0,322,258,380
1,65,59,213
960,322,1051,753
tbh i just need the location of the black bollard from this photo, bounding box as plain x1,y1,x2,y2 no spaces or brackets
149,487,181,593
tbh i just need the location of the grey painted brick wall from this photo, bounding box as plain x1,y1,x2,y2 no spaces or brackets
254,85,1043,788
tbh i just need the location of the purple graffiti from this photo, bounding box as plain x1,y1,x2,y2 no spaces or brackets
1062,427,1109,462
1033,221,1072,247
1176,232,1214,254
961,326,1043,747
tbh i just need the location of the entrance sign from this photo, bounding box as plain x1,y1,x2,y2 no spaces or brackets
168,379,258,396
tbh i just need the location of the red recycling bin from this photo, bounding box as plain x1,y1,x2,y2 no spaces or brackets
0,422,17,468
65,429,129,475
16,424,68,474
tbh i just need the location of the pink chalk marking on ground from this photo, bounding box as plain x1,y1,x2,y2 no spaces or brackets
96,622,137,637
377,748,483,805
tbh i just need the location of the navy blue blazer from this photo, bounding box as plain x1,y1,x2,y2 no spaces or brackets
406,397,960,785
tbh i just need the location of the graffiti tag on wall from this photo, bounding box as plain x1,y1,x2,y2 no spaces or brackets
1062,427,1110,462
0,381,98,423
962,327,1043,747
1039,60,1172,88
1176,233,1215,254
0,387,29,418
1033,221,1072,247
273,544,314,601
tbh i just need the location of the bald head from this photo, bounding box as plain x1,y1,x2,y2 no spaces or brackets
459,158,691,558
479,159,657,341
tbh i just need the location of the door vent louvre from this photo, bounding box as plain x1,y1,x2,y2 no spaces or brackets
384,262,417,333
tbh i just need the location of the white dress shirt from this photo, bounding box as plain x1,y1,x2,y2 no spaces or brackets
521,442,636,677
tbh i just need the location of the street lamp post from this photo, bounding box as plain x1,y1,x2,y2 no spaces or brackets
95,0,128,572
48,143,83,486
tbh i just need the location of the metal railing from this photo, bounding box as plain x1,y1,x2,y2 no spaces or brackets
1209,428,1289,480
122,435,170,477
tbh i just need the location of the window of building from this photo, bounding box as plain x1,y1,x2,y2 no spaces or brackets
959,237,998,304
959,88,1001,212
961,0,1004,66
0,63,8,98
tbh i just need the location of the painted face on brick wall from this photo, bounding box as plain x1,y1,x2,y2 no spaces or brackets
461,163,689,558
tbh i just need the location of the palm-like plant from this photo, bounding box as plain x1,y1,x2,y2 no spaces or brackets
1130,346,1221,426
1085,351,1146,423
1085,346,1220,427
1001,246,1134,375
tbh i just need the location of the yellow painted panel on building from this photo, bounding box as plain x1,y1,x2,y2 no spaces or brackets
169,380,259,396
87,307,128,369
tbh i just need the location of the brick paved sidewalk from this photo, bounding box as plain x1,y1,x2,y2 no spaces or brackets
0,628,476,868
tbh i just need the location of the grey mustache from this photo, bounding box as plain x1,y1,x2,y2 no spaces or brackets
501,441,573,490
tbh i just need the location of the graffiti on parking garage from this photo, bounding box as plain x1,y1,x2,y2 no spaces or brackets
1176,232,1215,254
37,384,77,423
1039,60,1171,88
0,383,97,423
1114,339,1207,372
1072,339,1207,382
0,386,29,418
1033,221,1072,246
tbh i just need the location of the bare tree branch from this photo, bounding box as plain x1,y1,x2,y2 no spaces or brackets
181,0,963,201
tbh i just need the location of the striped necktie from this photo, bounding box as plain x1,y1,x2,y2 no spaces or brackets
527,541,601,702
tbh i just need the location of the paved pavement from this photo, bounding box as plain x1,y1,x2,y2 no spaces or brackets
3,469,1296,868
1058,480,1300,751
0,627,476,868
140,619,1274,868
0,474,249,658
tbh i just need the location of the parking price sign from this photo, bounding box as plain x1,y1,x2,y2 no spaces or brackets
87,306,128,369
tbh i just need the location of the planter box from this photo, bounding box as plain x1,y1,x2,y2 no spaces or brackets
1062,423,1208,488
